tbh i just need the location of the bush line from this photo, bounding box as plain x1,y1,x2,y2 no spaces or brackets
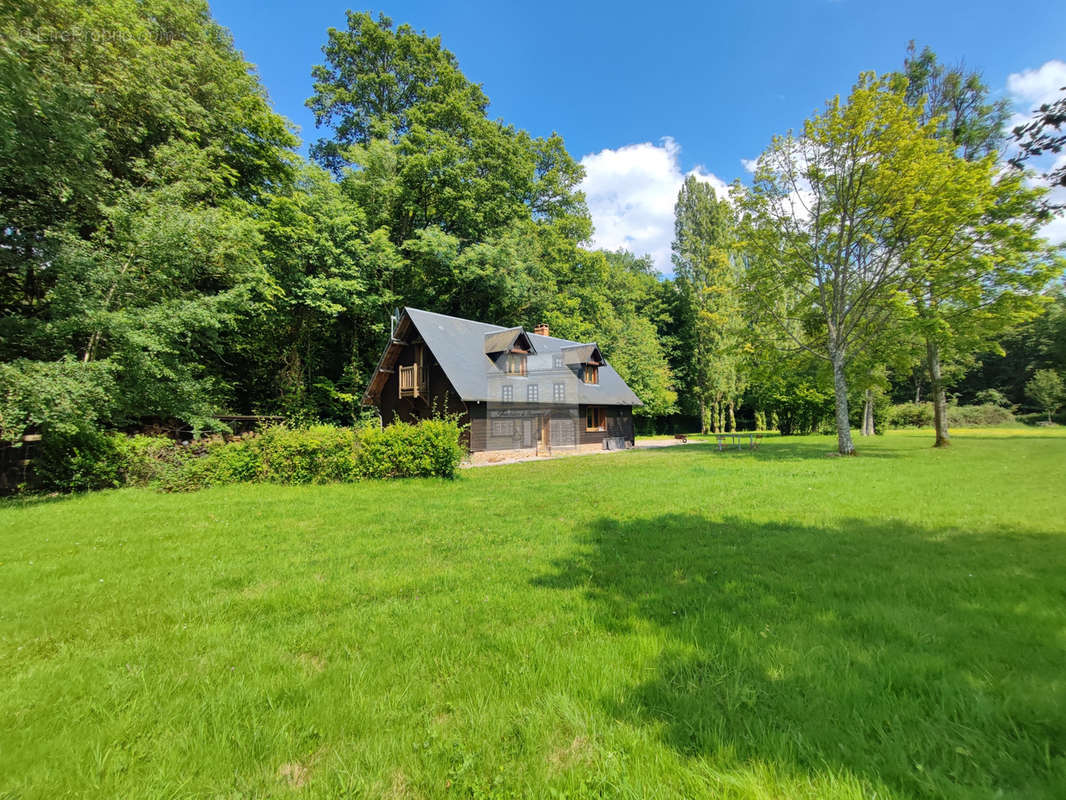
33,421,465,493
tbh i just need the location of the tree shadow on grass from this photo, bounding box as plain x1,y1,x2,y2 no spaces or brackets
670,438,908,460
0,490,81,510
947,433,1066,441
534,514,1066,798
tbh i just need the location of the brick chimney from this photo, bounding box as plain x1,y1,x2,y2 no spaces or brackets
534,323,550,337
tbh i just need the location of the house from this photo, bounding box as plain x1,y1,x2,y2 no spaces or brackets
362,308,642,460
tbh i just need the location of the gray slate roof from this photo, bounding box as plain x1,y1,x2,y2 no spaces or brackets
405,307,642,406
482,327,531,354
561,343,601,365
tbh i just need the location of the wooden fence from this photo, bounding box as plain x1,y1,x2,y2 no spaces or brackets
0,432,41,494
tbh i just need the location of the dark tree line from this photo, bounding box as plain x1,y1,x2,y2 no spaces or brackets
0,4,1062,447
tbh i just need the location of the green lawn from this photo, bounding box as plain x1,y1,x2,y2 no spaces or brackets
3,429,1066,799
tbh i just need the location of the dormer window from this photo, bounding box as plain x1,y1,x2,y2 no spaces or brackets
562,343,604,385
507,353,527,376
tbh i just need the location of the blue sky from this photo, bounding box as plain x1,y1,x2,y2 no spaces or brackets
210,0,1066,271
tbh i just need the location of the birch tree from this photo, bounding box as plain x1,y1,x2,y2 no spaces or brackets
740,74,947,455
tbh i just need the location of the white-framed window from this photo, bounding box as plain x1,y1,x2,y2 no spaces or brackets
552,354,564,369
553,382,565,402
501,385,513,402
527,384,539,402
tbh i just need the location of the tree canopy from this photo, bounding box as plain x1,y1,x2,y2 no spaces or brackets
1,5,1061,451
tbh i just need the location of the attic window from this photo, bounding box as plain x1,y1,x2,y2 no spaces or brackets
507,353,527,376
583,364,599,384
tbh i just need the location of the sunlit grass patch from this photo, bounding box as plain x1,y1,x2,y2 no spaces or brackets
2,429,1065,798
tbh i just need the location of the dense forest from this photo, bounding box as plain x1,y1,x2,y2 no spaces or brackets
2,1,1064,454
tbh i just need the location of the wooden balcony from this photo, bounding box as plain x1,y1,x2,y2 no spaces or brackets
398,364,419,398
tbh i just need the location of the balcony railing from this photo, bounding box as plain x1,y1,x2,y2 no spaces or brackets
398,363,419,398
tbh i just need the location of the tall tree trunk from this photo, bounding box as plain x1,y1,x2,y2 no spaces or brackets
861,389,874,436
831,352,856,455
699,396,707,435
82,255,135,362
728,401,736,432
925,338,950,447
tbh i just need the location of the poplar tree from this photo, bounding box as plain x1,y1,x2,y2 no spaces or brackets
671,176,743,433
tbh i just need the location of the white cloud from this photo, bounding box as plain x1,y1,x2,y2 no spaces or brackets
1007,60,1066,107
1006,60,1066,245
1043,157,1066,246
740,158,758,173
579,137,729,274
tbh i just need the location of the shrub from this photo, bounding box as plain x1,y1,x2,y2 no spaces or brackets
34,431,186,492
155,436,262,491
254,425,361,484
0,359,115,445
159,420,464,492
974,388,1012,408
121,435,194,487
948,404,1014,427
26,420,465,494
886,403,1014,429
1016,411,1066,426
34,430,127,492
356,420,464,480
886,403,933,428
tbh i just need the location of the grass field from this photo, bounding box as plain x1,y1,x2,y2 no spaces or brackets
3,429,1066,799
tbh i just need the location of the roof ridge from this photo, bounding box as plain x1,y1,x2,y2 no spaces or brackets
407,307,585,346
406,306,507,331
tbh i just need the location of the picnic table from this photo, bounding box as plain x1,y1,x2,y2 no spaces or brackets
714,433,761,451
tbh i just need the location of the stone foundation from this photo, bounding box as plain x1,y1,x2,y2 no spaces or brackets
467,447,539,465
466,441,631,465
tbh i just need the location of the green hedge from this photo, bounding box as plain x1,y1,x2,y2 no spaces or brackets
885,403,1015,429
35,430,132,492
32,420,465,493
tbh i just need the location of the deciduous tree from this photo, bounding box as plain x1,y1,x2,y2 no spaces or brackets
900,46,1058,446
672,176,743,432
741,74,956,454
1027,368,1065,422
